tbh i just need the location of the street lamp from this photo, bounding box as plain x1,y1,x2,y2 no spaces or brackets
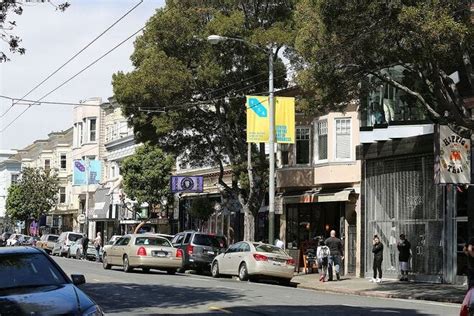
207,35,276,244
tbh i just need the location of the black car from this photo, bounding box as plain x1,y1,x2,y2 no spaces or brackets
172,231,227,274
0,247,103,315
0,232,12,247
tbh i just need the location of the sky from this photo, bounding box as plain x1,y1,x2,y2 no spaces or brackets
0,0,165,150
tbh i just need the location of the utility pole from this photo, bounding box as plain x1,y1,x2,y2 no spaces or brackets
84,158,90,236
268,48,275,245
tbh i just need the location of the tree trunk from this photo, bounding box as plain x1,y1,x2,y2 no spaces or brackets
243,204,255,242
133,220,147,234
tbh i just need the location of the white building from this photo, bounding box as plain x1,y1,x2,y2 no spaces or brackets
0,150,20,232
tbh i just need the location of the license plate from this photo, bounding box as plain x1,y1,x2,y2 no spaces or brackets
207,251,215,255
271,261,282,266
152,251,166,257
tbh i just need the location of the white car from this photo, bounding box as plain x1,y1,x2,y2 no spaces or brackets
211,241,295,285
6,234,26,247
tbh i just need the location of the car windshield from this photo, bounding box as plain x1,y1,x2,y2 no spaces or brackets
0,253,68,290
48,236,58,242
135,237,171,247
193,234,223,248
253,244,287,255
68,234,83,242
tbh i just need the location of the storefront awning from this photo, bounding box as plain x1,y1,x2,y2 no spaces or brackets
282,189,354,204
88,188,111,220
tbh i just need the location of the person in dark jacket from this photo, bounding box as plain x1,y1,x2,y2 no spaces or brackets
371,235,384,283
81,235,89,260
325,230,344,281
463,237,474,290
397,234,411,281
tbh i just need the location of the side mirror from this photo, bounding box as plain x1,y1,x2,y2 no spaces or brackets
71,274,86,286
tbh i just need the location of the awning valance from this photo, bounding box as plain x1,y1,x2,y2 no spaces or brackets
282,189,355,204
88,188,111,220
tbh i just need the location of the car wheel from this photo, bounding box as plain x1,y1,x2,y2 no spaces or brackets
167,269,176,275
211,261,220,278
142,267,150,273
238,263,249,281
279,278,292,286
76,250,81,260
177,267,186,273
123,255,133,273
102,253,111,270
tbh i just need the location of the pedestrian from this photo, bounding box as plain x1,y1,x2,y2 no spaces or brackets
81,235,89,260
317,240,330,282
371,235,384,283
325,230,344,281
93,232,102,262
397,233,411,281
275,238,284,249
463,237,474,290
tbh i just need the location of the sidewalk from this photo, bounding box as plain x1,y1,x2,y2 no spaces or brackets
292,273,466,304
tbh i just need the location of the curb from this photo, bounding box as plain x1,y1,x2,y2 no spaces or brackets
296,284,463,304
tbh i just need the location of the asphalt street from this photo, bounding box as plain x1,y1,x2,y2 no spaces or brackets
54,257,461,316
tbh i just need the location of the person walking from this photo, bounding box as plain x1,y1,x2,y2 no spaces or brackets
93,232,102,262
397,233,411,281
325,230,344,281
463,237,474,290
317,240,330,282
371,235,384,283
81,235,89,260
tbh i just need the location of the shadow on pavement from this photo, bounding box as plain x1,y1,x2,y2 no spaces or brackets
146,304,429,316
78,282,244,314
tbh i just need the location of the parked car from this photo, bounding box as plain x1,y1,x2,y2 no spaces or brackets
6,234,26,247
151,233,174,242
68,239,102,261
171,231,227,274
51,232,84,257
22,236,40,247
36,234,59,253
461,287,474,316
106,235,122,245
102,234,182,274
0,247,103,315
211,241,295,285
0,232,12,247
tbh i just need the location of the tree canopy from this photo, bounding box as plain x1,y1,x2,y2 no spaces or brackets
294,0,473,131
113,1,296,240
6,167,59,222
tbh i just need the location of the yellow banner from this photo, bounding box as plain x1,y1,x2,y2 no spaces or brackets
246,96,295,144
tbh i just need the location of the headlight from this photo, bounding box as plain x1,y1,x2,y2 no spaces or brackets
82,304,103,316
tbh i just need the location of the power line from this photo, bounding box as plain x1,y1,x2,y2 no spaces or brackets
0,95,96,106
1,26,145,133
0,0,143,118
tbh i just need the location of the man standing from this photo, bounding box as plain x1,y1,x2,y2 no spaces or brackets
81,235,89,260
463,237,474,290
397,234,411,281
93,232,102,262
325,230,344,281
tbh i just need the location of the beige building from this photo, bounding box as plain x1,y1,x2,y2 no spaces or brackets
276,103,362,276
12,128,75,233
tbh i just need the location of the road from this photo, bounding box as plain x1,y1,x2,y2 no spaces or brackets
54,257,460,316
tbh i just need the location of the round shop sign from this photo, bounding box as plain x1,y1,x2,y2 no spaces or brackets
77,214,86,224
180,177,195,190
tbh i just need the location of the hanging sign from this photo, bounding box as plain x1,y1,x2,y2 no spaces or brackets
435,125,471,184
171,176,204,193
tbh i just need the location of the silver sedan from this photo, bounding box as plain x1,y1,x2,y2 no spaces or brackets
211,242,295,285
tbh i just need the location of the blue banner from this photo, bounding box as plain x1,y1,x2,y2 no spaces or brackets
73,160,102,186
171,176,204,193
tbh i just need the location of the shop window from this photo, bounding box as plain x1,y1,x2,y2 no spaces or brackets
335,118,351,160
456,188,468,217
296,127,310,164
316,120,327,161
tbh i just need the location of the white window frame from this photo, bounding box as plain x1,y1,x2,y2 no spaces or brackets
59,187,67,204
314,119,328,164
60,153,67,170
294,126,311,166
88,117,97,143
333,117,353,162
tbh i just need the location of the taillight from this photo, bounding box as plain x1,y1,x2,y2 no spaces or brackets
137,246,147,256
186,244,193,255
287,258,295,266
460,305,468,316
176,249,183,258
253,254,268,261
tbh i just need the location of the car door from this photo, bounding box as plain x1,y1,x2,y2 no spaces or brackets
220,243,240,274
108,237,126,264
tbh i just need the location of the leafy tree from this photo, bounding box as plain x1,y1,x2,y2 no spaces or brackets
121,143,174,233
113,0,296,241
189,197,215,232
294,0,473,133
0,1,69,62
6,167,59,225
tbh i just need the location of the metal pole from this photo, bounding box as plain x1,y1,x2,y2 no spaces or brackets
268,48,275,244
84,158,89,236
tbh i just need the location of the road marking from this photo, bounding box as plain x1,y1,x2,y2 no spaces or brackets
208,306,232,314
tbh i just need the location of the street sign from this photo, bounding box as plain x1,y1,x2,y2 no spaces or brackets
171,176,204,193
77,214,86,224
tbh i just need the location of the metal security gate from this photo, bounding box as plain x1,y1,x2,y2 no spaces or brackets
364,154,444,282
347,224,357,275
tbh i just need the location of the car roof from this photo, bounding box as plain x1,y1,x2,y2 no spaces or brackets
0,246,43,255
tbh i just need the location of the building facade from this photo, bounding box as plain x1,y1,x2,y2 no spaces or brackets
0,150,20,233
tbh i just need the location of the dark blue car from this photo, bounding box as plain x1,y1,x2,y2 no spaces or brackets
0,247,102,315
